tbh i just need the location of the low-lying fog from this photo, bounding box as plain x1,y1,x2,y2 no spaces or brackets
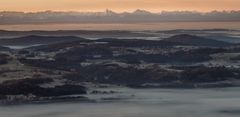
1,87,240,117
1,22,240,31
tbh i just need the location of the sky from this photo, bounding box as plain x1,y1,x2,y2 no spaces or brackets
0,0,239,12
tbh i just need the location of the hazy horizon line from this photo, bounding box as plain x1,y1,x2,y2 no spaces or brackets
1,9,240,25
1,9,240,13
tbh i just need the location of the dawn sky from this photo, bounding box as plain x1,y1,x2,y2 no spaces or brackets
0,0,239,12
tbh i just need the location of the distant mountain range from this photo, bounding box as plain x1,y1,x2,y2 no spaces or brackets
0,34,234,48
164,34,233,47
0,10,240,24
0,35,86,46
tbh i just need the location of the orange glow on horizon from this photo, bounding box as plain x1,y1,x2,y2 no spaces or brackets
0,0,239,12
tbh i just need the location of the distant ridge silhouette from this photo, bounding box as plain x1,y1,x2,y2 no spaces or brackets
0,10,240,24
